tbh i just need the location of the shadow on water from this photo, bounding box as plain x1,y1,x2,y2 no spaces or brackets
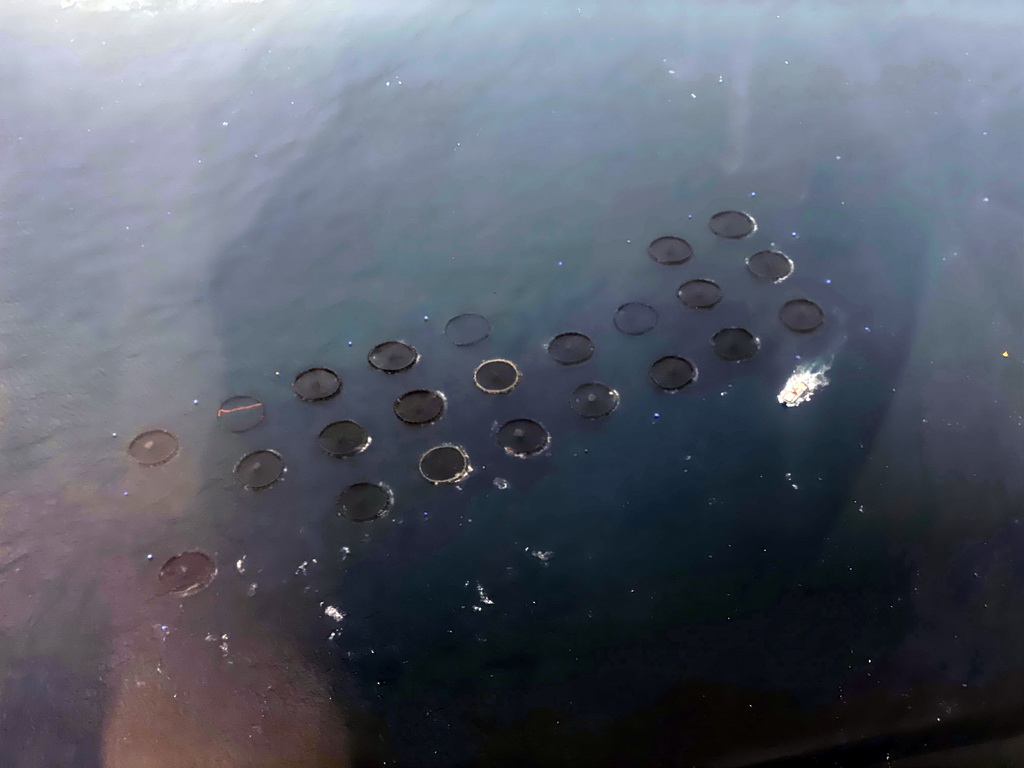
193,66,929,768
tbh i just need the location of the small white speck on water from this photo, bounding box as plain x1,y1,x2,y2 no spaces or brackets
825,279,832,284
690,92,697,98
147,553,153,560
112,432,117,437
982,197,989,202
222,121,229,126
423,315,429,321
476,583,495,605
668,69,675,74
347,341,353,346
324,605,346,622
193,399,199,405
493,477,509,490
123,491,129,496
557,261,563,266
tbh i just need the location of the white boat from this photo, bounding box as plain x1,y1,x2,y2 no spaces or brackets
777,365,829,407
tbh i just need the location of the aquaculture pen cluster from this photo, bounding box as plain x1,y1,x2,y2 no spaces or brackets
135,210,828,596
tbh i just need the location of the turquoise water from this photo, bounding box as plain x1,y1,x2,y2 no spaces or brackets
1,1,1022,765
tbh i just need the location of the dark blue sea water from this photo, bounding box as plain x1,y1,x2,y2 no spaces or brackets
1,1,1022,766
